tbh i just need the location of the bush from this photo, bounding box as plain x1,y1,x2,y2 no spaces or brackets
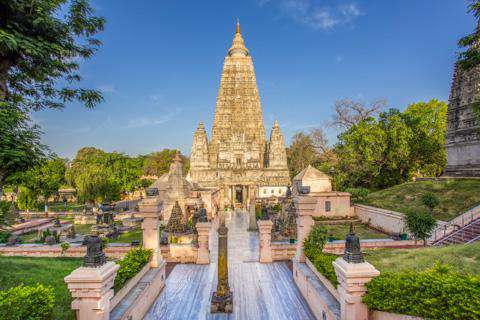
363,264,480,320
303,224,328,257
345,188,370,203
114,248,152,291
303,225,339,286
405,211,436,245
312,253,339,286
0,231,11,243
60,242,70,255
0,284,55,320
421,192,440,212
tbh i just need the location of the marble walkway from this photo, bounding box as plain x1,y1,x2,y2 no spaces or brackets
144,210,315,320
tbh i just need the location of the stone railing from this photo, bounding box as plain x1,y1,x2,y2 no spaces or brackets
354,205,406,235
271,242,296,261
428,203,480,244
0,243,132,259
323,239,420,255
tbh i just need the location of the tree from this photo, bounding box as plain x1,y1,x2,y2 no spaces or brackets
403,100,447,177
457,1,480,70
66,147,146,204
0,106,47,197
0,0,105,110
421,193,440,214
286,133,319,178
22,158,66,214
330,98,387,130
405,211,437,246
143,149,189,177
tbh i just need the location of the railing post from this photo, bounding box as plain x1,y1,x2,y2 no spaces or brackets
258,220,273,263
196,222,212,264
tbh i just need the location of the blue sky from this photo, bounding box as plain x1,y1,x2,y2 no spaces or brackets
35,0,474,159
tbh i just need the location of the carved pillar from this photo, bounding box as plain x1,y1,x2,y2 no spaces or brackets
294,196,317,262
138,191,163,268
65,238,118,320
333,258,380,320
258,220,273,263
196,222,212,264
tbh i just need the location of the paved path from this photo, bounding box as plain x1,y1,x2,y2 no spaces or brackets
144,210,315,320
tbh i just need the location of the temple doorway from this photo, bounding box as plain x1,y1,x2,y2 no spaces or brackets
235,185,243,204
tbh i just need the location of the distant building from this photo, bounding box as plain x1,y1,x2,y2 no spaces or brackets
189,22,290,208
445,56,480,176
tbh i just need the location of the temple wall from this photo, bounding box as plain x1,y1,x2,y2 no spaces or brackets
355,204,406,235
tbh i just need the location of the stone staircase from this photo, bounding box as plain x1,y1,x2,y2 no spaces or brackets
433,218,480,246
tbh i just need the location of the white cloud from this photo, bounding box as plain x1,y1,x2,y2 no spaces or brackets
260,1,363,31
97,84,116,93
124,108,181,128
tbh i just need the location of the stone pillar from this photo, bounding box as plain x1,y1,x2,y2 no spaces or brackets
138,194,163,268
248,200,258,231
64,262,119,320
294,196,317,262
258,220,273,263
196,222,212,264
333,258,380,320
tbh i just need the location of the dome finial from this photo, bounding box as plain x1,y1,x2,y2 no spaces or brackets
236,18,241,34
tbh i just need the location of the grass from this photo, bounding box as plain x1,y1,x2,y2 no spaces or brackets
360,179,480,221
0,256,82,320
317,223,388,240
113,228,143,243
365,241,480,275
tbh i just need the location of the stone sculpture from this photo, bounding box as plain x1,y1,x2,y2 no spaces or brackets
83,235,107,267
165,201,186,234
344,223,364,263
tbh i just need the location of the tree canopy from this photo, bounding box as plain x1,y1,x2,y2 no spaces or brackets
0,0,105,110
458,0,480,70
0,106,47,195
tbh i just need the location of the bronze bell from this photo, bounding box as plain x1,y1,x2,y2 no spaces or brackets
344,223,364,263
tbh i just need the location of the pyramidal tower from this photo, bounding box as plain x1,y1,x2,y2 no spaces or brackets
190,21,290,208
445,33,480,176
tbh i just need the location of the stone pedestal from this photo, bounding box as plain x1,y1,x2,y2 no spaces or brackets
294,196,316,262
333,257,380,320
138,196,163,268
248,202,258,231
196,222,212,264
258,220,273,263
64,262,119,320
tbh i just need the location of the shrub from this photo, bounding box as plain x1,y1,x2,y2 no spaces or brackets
0,231,11,243
303,224,328,257
303,225,339,286
60,242,70,255
421,192,440,212
345,188,370,203
0,284,55,320
363,264,480,320
312,253,339,286
114,248,152,291
405,211,436,245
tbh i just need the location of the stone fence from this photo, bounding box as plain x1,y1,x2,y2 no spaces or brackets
323,239,420,255
354,205,406,235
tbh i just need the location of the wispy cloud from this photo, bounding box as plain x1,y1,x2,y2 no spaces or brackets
97,84,116,93
259,0,363,31
124,108,181,128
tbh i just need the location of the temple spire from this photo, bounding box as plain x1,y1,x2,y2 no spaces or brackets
236,19,241,34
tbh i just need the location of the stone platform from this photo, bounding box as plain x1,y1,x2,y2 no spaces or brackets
144,211,314,320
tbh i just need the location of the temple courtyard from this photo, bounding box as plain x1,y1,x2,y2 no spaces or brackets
143,211,317,320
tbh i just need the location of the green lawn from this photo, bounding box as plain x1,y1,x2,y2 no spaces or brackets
365,242,480,275
0,256,82,320
360,179,480,221
317,223,389,240
113,228,143,243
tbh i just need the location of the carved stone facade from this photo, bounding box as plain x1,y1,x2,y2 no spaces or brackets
189,22,290,208
445,62,480,176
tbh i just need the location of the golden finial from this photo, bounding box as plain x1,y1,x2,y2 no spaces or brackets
236,18,241,34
